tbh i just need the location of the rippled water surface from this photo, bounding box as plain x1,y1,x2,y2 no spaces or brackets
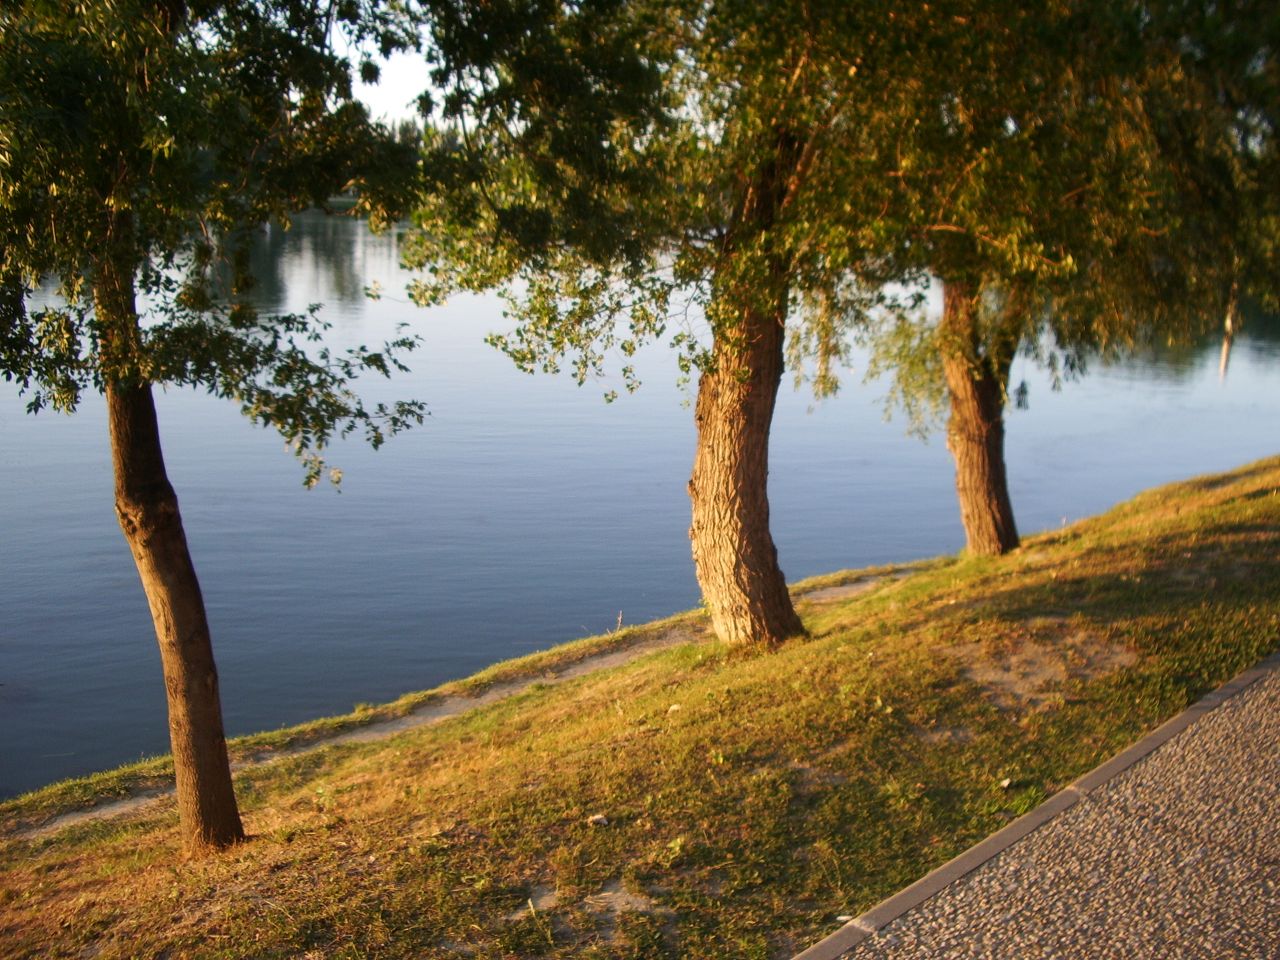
3,213,1277,797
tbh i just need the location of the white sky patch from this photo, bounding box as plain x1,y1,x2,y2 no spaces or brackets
355,50,432,123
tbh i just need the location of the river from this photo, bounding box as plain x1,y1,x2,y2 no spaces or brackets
2,211,1277,798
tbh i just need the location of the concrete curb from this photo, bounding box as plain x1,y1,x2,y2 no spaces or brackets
791,648,1280,960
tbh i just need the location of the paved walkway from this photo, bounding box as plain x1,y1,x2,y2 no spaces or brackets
796,651,1280,960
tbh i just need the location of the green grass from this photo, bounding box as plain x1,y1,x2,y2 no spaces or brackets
2,457,1278,959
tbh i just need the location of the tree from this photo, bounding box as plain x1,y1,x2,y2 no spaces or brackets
865,0,1267,555
1143,0,1279,360
0,1,421,855
882,4,1164,555
408,0,1022,646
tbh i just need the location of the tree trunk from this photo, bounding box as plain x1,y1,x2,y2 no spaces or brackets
940,280,1020,556
96,260,245,856
687,133,805,648
688,302,805,647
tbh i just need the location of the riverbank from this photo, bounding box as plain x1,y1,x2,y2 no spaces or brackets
3,457,1278,958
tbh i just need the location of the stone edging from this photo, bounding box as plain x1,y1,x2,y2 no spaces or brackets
791,647,1280,960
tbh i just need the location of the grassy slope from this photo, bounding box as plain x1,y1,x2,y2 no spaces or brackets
0,608,714,829
2,458,1278,959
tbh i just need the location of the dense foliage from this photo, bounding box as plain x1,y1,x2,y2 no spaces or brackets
870,0,1279,431
0,0,424,483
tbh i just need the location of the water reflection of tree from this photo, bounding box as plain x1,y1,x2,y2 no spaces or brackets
244,212,401,313
1091,303,1280,383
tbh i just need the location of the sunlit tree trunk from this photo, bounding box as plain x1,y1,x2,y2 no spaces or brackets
689,297,805,647
95,251,244,856
940,279,1020,556
687,135,805,648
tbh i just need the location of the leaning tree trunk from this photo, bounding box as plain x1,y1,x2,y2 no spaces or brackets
939,280,1020,556
96,257,245,856
687,134,806,648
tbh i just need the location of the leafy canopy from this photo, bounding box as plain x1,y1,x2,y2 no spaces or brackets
860,0,1279,433
405,0,949,394
407,0,1199,404
0,0,424,484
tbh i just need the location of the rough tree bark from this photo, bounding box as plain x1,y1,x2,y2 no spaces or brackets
687,135,806,648
96,251,245,856
939,279,1020,556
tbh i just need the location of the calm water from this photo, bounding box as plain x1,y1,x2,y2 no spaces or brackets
2,213,1277,798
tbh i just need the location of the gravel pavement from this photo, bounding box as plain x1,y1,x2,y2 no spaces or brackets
795,654,1280,960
